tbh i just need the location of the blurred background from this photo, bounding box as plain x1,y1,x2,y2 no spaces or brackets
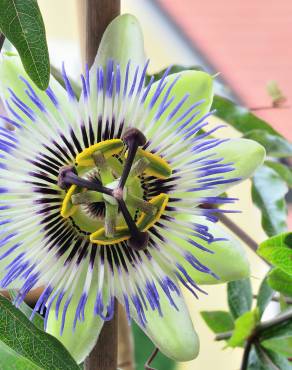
20,0,292,368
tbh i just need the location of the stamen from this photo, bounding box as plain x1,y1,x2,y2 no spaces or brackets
130,158,150,177
118,198,149,250
105,203,117,237
71,191,103,205
127,194,157,215
118,128,147,189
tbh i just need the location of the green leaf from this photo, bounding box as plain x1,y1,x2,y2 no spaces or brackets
9,290,44,330
212,95,282,136
262,337,292,357
247,347,264,370
132,322,175,370
249,347,269,370
265,161,292,187
248,347,292,370
0,295,79,370
227,279,253,319
260,232,292,250
257,277,275,318
258,233,292,274
244,130,292,158
257,346,292,370
268,268,292,296
51,64,81,98
228,310,258,347
260,310,292,341
0,0,50,90
201,311,234,334
252,166,288,237
267,81,286,106
0,341,41,370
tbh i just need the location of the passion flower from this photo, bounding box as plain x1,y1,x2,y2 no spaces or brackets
0,14,265,363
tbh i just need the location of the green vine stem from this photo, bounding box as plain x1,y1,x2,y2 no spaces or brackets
218,214,258,253
240,340,253,370
215,309,292,342
0,33,5,52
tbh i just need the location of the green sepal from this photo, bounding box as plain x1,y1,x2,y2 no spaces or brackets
170,216,250,285
117,281,200,361
46,265,104,364
207,138,265,197
93,14,145,77
145,70,214,135
0,54,74,123
84,15,145,124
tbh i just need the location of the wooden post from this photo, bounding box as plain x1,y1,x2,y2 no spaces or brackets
84,303,119,370
84,1,121,369
85,0,120,66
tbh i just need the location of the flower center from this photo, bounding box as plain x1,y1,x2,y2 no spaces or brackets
58,128,171,250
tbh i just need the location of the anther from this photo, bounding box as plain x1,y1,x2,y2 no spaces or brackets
119,128,147,189
92,151,106,168
122,127,147,147
118,198,149,250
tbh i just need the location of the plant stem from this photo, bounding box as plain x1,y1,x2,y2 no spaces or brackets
215,331,233,341
260,308,292,331
218,214,258,253
240,340,253,370
86,0,120,66
145,348,159,370
253,294,292,305
84,301,118,370
215,309,292,342
117,304,135,370
250,105,289,111
0,33,5,52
